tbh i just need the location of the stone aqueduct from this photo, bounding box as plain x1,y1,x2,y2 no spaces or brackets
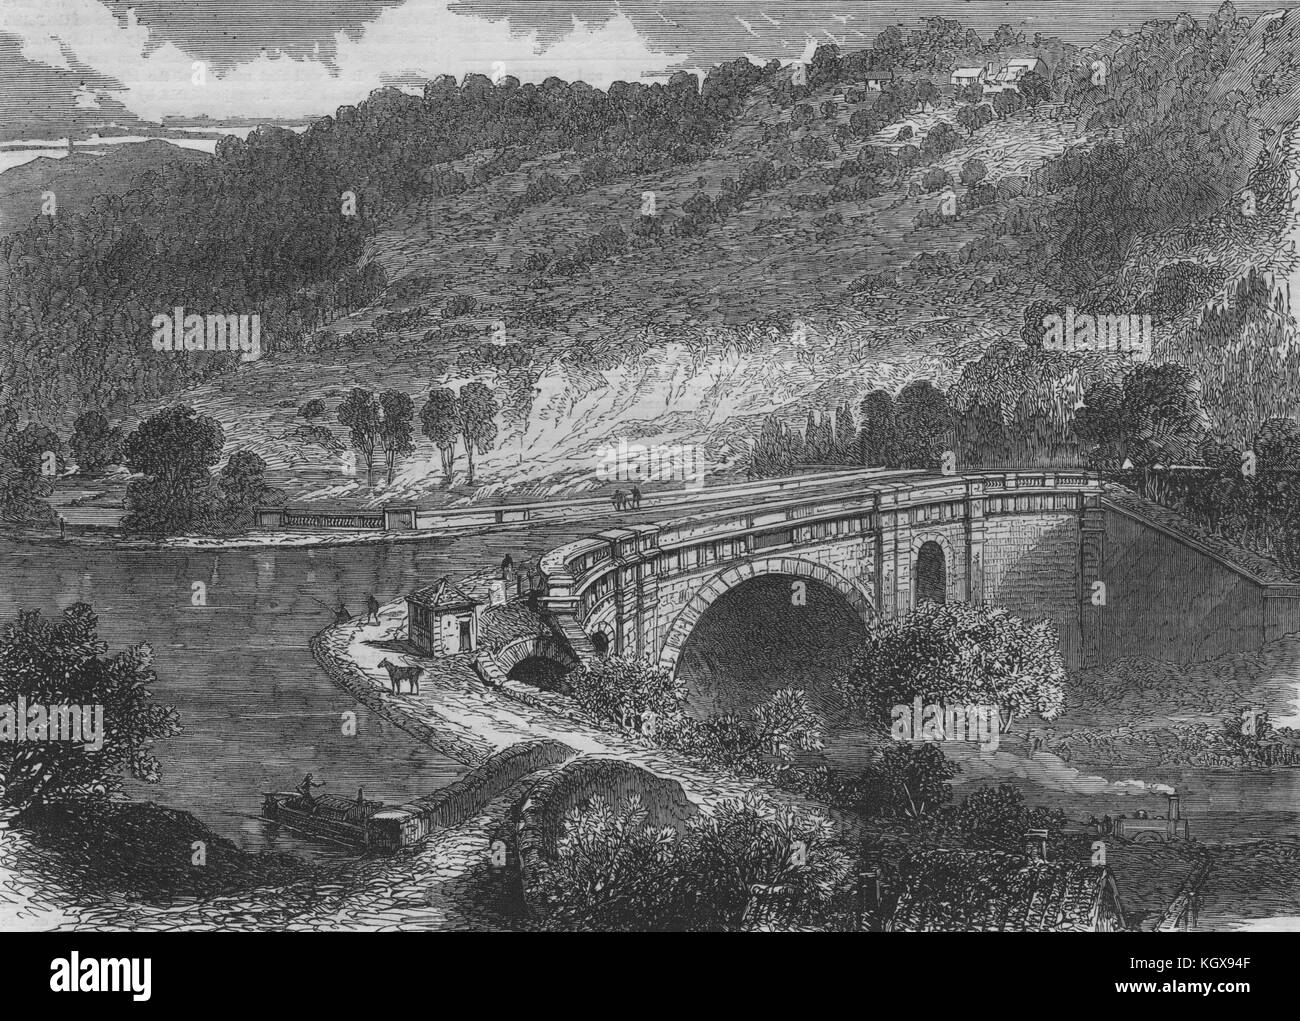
540,471,1108,672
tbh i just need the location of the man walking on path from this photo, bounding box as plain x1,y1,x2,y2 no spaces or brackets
364,593,381,625
631,485,642,509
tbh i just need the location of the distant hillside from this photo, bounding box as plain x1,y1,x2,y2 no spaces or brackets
0,140,210,237
4,6,1299,506
377,96,1077,343
121,61,1079,504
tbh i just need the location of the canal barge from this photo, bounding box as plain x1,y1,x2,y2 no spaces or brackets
261,790,418,851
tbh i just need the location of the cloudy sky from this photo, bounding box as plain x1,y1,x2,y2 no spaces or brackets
0,1,1282,124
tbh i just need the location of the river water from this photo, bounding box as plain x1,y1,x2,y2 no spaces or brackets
0,521,600,859
676,579,1300,845
4,509,1298,861
0,482,824,859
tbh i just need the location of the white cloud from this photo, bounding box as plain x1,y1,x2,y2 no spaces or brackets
1,0,683,121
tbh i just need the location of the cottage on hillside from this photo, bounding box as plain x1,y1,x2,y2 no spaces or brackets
407,577,482,656
862,70,896,92
950,66,988,88
983,56,1050,94
1004,56,1049,81
886,841,1127,932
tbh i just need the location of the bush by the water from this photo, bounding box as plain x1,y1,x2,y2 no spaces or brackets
564,655,824,775
835,602,1066,730
534,791,853,931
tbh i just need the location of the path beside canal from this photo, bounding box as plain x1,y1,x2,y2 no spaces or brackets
311,598,792,809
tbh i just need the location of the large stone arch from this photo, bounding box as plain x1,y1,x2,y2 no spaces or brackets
657,556,875,673
909,530,957,608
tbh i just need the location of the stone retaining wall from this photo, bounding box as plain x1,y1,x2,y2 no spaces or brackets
309,626,495,765
1092,499,1300,663
368,739,578,850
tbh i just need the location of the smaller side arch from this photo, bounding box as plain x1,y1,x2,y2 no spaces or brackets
909,530,956,607
589,625,613,657
490,635,580,675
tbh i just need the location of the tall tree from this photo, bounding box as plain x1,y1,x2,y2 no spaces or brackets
377,389,415,485
956,103,981,137
1074,363,1204,468
457,382,499,486
69,411,124,476
894,381,953,468
0,423,60,526
499,365,542,466
1017,70,1051,110
122,406,224,535
833,402,857,463
813,410,837,464
420,387,460,485
992,88,1023,120
337,388,381,487
858,390,898,467
750,415,791,477
219,450,277,530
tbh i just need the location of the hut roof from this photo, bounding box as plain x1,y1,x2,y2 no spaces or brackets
886,848,1126,932
409,577,480,613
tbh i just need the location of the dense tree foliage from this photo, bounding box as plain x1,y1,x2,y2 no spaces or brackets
122,406,224,535
535,791,852,932
0,60,774,425
835,602,1067,731
69,411,124,476
0,604,180,813
0,419,60,525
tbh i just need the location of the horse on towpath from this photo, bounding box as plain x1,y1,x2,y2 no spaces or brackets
377,658,423,695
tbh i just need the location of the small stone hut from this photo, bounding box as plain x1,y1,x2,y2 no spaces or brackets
407,577,482,656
